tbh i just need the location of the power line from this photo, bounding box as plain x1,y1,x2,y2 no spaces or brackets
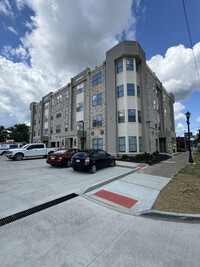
182,0,200,84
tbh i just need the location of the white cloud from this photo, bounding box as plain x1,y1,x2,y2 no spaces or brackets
174,102,186,121
0,0,138,127
147,43,200,101
0,0,13,16
176,123,186,137
7,26,18,35
197,116,200,122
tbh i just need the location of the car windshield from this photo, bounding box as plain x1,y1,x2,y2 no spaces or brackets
74,152,89,158
53,150,67,155
22,144,29,149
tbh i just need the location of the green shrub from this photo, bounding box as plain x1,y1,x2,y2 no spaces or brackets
121,154,130,160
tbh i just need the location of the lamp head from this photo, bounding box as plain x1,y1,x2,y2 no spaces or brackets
185,111,191,120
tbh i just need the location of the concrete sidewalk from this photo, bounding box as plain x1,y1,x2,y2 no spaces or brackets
84,152,200,221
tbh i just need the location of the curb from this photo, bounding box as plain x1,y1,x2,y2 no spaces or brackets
141,210,200,223
82,167,139,194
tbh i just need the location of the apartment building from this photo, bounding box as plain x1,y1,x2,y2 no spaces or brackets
30,40,176,155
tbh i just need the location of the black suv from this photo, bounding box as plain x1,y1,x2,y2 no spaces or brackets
70,149,116,174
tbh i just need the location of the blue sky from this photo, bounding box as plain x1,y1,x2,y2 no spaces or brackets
0,0,199,136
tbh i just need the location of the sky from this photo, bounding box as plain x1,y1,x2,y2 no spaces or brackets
0,0,200,137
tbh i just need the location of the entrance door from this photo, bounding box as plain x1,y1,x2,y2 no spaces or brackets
159,138,166,153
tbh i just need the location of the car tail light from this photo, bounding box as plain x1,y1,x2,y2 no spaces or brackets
85,157,90,164
47,155,51,159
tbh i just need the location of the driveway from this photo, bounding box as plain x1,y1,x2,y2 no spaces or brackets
0,156,134,218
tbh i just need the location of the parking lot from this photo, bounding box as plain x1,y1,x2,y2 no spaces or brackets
0,155,133,218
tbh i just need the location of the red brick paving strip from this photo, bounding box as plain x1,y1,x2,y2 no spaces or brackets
94,190,138,208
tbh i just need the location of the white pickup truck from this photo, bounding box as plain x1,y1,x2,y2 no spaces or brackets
6,143,58,161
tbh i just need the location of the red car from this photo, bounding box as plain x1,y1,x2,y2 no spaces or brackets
46,148,79,167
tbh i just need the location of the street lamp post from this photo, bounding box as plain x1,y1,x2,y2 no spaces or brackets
185,111,193,163
80,120,84,149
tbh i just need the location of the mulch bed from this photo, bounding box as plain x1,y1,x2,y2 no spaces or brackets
118,154,171,165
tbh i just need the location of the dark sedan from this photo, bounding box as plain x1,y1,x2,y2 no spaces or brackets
46,148,79,167
70,149,116,174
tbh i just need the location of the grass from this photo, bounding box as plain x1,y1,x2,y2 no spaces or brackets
152,152,200,214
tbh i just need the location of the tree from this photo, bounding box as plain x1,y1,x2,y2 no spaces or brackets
0,126,8,142
8,124,30,143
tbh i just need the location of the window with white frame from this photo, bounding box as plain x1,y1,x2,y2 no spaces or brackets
38,130,40,136
65,123,68,132
127,84,135,96
139,137,143,152
163,94,166,102
44,115,48,122
165,109,167,117
138,110,142,123
152,82,155,91
92,72,102,86
153,100,156,109
76,121,83,130
137,85,141,98
65,106,69,115
126,59,133,71
129,136,137,152
66,90,69,99
118,110,125,123
117,85,124,98
76,102,84,112
76,83,84,94
57,94,62,103
56,125,61,133
51,99,54,106
56,109,62,118
128,109,136,122
119,137,125,152
92,93,102,106
92,115,102,127
45,102,49,110
44,128,48,135
116,60,123,74
93,138,102,149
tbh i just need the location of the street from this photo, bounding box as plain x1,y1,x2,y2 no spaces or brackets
0,155,200,266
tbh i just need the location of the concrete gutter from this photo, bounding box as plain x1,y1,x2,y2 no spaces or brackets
141,210,200,223
82,167,139,194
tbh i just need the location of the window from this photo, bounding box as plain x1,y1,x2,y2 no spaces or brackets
44,128,48,135
65,123,68,132
152,82,155,91
39,118,40,124
93,93,102,106
137,85,141,98
153,100,156,109
52,99,54,106
33,131,35,137
56,110,62,118
44,115,48,122
51,113,53,120
76,121,83,130
76,83,84,94
163,94,166,102
165,109,167,117
93,138,103,149
138,110,142,123
155,119,158,129
57,94,62,103
38,130,40,136
136,62,139,72
126,59,133,70
127,84,135,96
56,125,61,133
128,109,136,122
92,72,102,86
119,137,125,152
66,90,69,99
65,106,69,116
76,102,84,112
45,102,49,110
93,115,102,127
117,60,123,74
139,137,143,152
50,127,53,134
117,85,124,98
34,120,36,125
158,123,161,130
118,110,125,123
129,136,137,152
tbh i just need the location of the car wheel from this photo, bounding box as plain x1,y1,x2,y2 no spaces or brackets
51,164,55,167
73,168,77,171
110,160,115,167
14,153,23,161
89,164,97,174
2,151,6,156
